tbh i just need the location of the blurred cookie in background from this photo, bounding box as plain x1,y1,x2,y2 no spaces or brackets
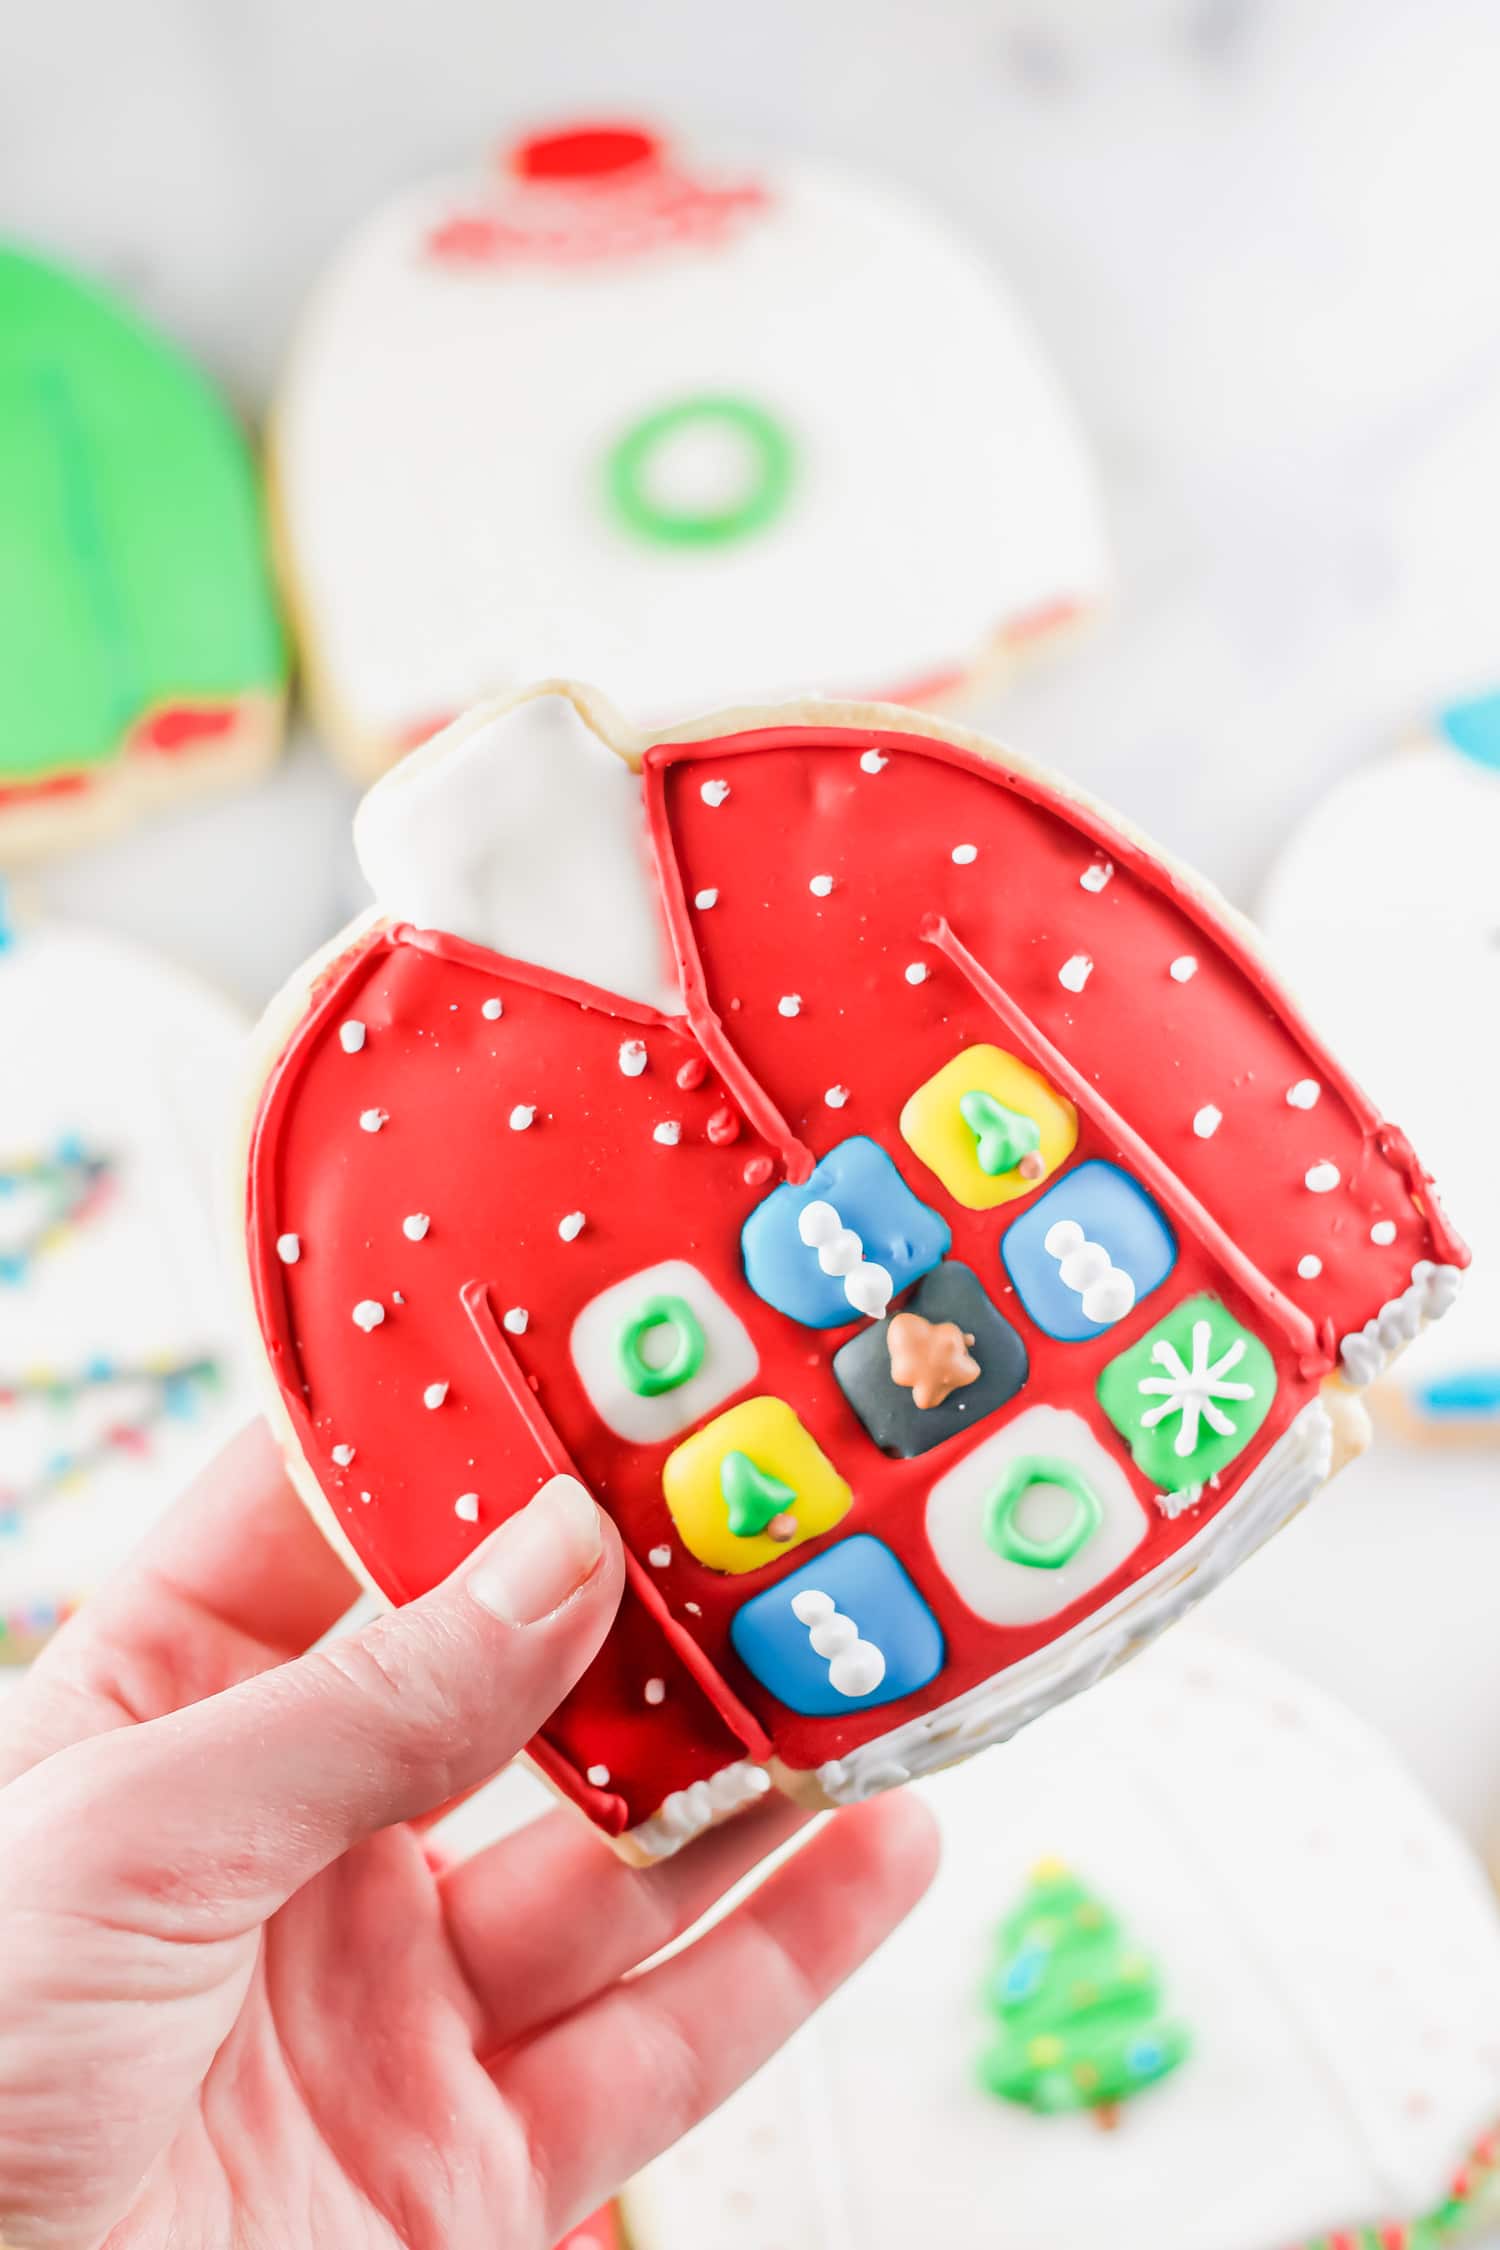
0,246,286,861
273,117,1106,780
0,909,255,1659
1261,693,1500,1442
626,1620,1500,2250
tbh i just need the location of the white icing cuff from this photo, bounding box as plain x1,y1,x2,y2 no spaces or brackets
626,1759,773,1861
1339,1262,1465,1389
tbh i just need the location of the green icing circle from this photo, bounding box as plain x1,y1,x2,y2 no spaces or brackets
616,1294,707,1397
983,1455,1102,1571
604,395,796,549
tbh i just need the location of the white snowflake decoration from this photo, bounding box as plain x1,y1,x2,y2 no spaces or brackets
1137,1319,1256,1458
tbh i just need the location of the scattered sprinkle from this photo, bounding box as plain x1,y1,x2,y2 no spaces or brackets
352,1299,385,1331
700,778,731,807
1193,1104,1223,1139
423,1382,449,1409
694,888,719,910
1297,1255,1323,1280
339,1020,366,1053
649,1544,672,1568
509,1104,536,1131
331,1443,355,1466
1370,1219,1398,1246
952,843,978,865
860,748,888,774
619,1038,648,1078
825,1085,850,1109
809,874,834,898
1305,1161,1340,1194
684,1600,702,1616
1080,859,1114,893
359,1108,388,1134
276,1232,301,1265
777,994,802,1018
904,962,929,986
481,997,504,1021
653,1120,682,1146
359,1490,372,1505
454,1492,480,1523
1170,956,1198,983
502,1306,529,1335
676,1056,708,1091
392,1290,404,1307
402,1213,430,1241
558,1211,586,1241
586,1764,612,1788
1287,1079,1321,1110
1059,955,1093,993
644,1677,667,1706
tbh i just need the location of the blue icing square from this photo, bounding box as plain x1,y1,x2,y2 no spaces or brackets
741,1136,950,1329
730,1533,945,1717
1000,1160,1177,1342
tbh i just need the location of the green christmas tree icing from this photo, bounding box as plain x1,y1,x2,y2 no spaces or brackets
978,1860,1190,2122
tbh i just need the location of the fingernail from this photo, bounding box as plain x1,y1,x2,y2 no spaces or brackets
467,1475,604,1625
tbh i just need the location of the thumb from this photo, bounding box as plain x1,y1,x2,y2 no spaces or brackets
19,1475,624,1929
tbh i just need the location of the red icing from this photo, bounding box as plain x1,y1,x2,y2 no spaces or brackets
246,720,1466,1841
557,2204,622,2250
511,124,662,184
133,703,237,754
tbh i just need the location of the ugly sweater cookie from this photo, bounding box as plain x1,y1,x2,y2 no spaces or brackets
241,685,1465,1861
272,118,1105,777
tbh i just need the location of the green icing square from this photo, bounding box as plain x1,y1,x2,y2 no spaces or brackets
1096,1295,1277,1494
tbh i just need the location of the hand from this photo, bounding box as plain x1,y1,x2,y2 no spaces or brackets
0,1424,936,2250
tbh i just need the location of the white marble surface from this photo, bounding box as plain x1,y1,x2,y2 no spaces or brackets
5,0,1500,1847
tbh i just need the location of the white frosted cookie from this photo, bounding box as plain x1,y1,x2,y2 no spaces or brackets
626,1621,1500,2250
0,916,255,1657
273,120,1106,777
1261,695,1500,1440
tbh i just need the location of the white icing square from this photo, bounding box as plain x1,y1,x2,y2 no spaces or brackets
569,1258,757,1443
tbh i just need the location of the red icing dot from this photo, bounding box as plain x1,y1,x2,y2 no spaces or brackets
136,705,236,754
742,1154,773,1187
675,1056,709,1092
511,124,661,184
706,1105,742,1146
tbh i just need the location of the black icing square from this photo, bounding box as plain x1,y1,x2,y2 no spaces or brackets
832,1260,1028,1459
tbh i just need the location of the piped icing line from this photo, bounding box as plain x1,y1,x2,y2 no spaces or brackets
796,1199,894,1321
626,1759,774,1863
1339,1261,1465,1389
920,913,1326,1366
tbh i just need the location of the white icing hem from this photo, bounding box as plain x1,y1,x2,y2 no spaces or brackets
808,1398,1336,1806
1339,1260,1464,1388
626,1757,774,1862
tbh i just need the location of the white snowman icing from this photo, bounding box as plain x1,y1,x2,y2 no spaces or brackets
625,1621,1500,2250
277,120,1106,760
0,920,254,1654
1261,714,1500,1432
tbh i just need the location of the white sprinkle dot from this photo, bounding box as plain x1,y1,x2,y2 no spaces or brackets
694,888,719,910
502,1306,529,1335
454,1492,480,1523
653,1119,682,1146
778,994,802,1018
1305,1161,1340,1194
644,1677,667,1706
825,1085,850,1109
558,1210,586,1241
1370,1219,1398,1246
809,873,834,898
1059,954,1093,993
586,1764,612,1789
952,843,978,865
331,1443,355,1466
392,1291,404,1307
684,1601,702,1616
904,962,929,986
359,1490,372,1505
352,1299,385,1331
339,1020,366,1053
481,997,504,1021
402,1213,430,1241
619,1038,648,1077
1193,1104,1223,1139
509,1104,536,1131
700,777,731,807
423,1382,449,1409
1297,1255,1323,1280
1080,859,1114,893
1170,956,1198,983
276,1232,301,1265
860,748,888,774
359,1107,388,1133
649,1544,672,1568
1287,1079,1321,1110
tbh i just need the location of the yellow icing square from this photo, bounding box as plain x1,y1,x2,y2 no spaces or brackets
661,1396,853,1574
899,1043,1078,1210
